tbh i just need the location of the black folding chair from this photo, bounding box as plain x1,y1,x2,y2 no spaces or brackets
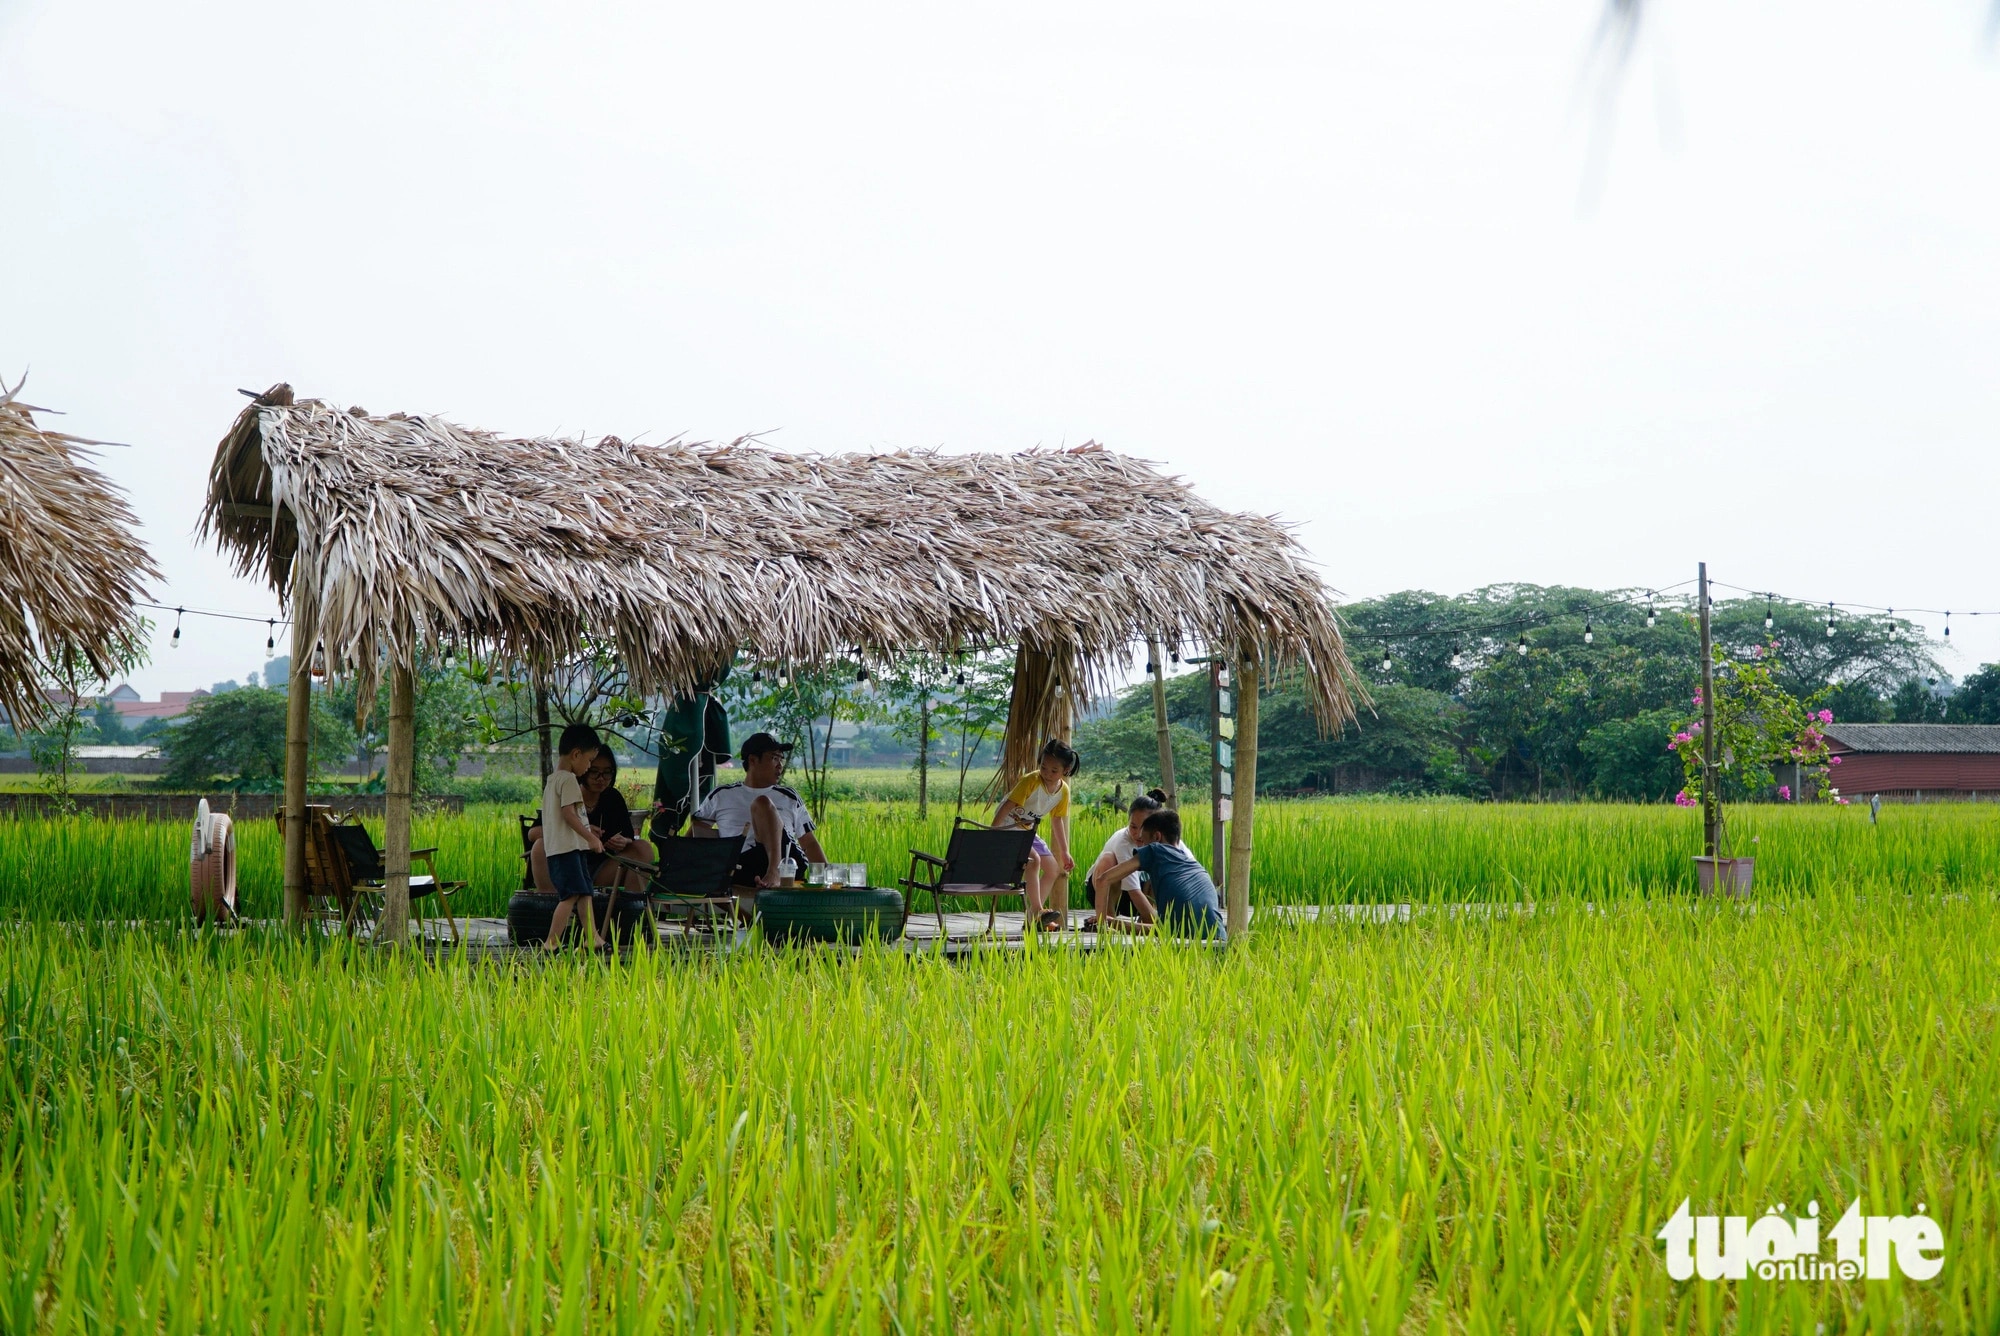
326,820,467,943
901,818,1038,938
516,813,540,890
617,835,741,937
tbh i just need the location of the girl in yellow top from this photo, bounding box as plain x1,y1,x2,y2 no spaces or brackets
992,738,1080,931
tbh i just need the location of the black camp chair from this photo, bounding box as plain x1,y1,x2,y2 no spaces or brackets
325,819,467,943
618,835,741,936
901,818,1038,938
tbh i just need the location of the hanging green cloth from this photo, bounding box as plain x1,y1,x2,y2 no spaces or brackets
652,667,732,836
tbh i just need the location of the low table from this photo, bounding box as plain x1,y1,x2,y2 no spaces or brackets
755,886,907,944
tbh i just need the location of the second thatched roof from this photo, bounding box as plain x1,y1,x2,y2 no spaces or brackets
203,386,1358,722
0,379,158,727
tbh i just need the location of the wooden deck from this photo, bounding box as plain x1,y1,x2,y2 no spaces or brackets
406,906,1165,960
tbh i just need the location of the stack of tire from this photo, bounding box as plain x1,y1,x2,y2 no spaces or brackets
756,888,906,945
506,890,649,947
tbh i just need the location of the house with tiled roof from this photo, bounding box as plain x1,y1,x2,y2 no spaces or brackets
1821,723,2000,800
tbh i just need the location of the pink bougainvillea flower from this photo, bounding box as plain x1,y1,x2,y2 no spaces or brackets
1779,785,1792,800
1817,709,1834,723
1674,790,1696,807
1753,644,1766,658
1837,797,1850,805
1674,731,1692,743
1829,755,1842,765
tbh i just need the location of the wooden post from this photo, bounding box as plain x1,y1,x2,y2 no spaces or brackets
1208,661,1226,889
1224,647,1258,939
282,601,317,927
1148,636,1177,808
1698,562,1719,858
379,658,416,944
534,683,553,786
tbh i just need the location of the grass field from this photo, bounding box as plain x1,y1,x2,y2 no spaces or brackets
1,800,1995,1330
2,893,1994,1332
2,796,1997,920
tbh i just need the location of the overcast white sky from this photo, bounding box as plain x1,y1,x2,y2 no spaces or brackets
5,0,1998,696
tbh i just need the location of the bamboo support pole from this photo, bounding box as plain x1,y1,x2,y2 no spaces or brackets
1148,635,1177,807
379,659,416,944
1224,647,1259,939
281,602,316,927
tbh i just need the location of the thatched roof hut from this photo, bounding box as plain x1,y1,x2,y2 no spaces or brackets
0,378,158,727
203,386,1359,722
206,383,1355,939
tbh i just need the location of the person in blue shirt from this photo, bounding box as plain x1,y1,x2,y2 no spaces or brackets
1088,807,1227,943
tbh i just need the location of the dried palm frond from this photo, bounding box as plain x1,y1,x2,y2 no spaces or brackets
0,377,159,727
203,386,1359,728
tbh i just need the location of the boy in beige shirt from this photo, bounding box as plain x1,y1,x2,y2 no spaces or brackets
540,723,606,950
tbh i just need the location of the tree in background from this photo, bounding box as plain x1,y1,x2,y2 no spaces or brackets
1947,665,2000,724
27,626,149,813
157,685,354,791
929,652,1016,814
721,663,855,820
327,656,481,795
878,653,953,818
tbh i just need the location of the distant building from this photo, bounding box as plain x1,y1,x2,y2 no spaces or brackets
1821,724,2000,801
103,685,210,722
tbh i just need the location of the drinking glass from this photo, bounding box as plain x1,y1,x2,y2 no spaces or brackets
827,865,847,888
847,863,867,889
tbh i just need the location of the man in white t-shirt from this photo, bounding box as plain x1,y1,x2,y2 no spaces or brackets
692,732,828,891
1083,792,1165,929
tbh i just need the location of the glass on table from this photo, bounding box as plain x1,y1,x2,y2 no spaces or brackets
847,863,867,889
826,864,847,888
806,862,829,886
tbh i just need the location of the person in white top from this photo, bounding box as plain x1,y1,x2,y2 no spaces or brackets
1083,791,1165,930
692,732,829,894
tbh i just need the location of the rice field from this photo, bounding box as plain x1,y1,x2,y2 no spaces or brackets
0,801,1995,1331
1,797,1996,920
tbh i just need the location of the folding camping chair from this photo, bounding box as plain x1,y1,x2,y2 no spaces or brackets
900,817,1038,938
325,818,468,943
277,804,369,935
616,834,741,938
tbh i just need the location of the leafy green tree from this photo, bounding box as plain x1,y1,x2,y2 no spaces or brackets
1578,708,1682,801
1948,665,2000,724
157,686,354,791
27,626,149,812
1070,710,1207,794
326,658,481,795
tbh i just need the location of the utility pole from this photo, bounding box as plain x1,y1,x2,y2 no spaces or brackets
1699,561,1719,858
1148,635,1177,808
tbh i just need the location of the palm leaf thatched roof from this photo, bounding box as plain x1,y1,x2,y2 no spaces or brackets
203,385,1359,723
0,378,158,727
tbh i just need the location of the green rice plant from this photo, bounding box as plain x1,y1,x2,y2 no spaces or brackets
4,800,2000,921
0,889,1993,1332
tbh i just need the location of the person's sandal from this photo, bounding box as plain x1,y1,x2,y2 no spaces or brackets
1037,910,1065,934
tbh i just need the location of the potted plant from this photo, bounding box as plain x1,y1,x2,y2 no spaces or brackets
1672,641,1841,895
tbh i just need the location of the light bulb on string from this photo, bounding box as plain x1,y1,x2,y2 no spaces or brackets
1516,634,1528,657
265,619,276,659
1145,659,1158,674
170,606,184,650
1583,621,1594,646
1826,602,1836,639
1645,595,1656,630
1887,610,1896,642
1169,649,1179,664
1764,598,1774,633
1945,612,1952,639
954,671,967,687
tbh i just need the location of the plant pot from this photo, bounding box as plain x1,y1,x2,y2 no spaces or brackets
1692,856,1754,898
506,890,648,946
756,887,906,945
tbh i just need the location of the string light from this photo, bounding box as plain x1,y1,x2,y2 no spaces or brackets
1516,634,1528,657
1144,659,1158,674
954,670,967,687
750,668,763,683
1169,649,1179,664
264,619,276,658
1583,621,1594,646
1887,610,1896,642
1645,595,1656,630
169,607,184,650
1764,598,1774,633
1945,612,1952,639
1826,602,1837,638
855,663,871,684
1379,643,1392,673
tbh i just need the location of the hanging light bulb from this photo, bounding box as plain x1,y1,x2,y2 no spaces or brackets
1145,659,1158,674
856,663,871,683
265,619,276,658
1054,678,1067,697
1887,610,1896,641
1169,649,1180,664
1517,634,1528,657
1379,645,1392,673
170,606,184,650
1945,611,1952,639
750,669,763,683
1447,644,1463,671
954,670,967,687
1826,602,1836,638
442,641,456,668
1764,598,1775,633
1583,621,1594,646
1645,598,1656,630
